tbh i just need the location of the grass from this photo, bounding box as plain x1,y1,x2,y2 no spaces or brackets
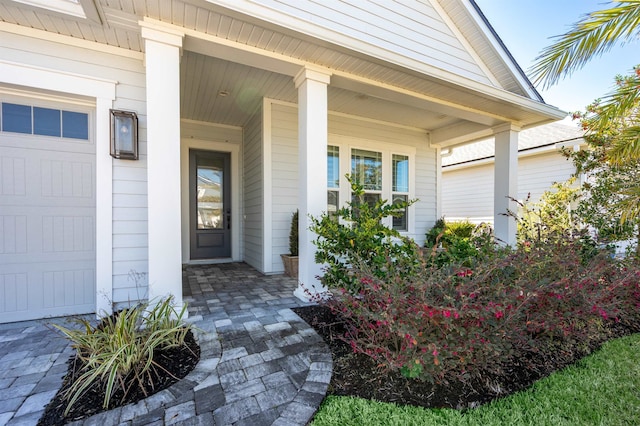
312,333,640,425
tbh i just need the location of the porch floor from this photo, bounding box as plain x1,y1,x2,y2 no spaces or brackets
0,263,331,426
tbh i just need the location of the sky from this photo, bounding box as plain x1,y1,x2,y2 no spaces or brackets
473,0,639,115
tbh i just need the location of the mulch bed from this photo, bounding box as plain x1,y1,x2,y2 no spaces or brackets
293,305,637,410
38,330,200,425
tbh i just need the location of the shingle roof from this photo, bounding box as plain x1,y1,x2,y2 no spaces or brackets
442,120,584,166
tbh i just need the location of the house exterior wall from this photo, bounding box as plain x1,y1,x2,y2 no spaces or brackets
0,29,147,308
267,101,436,274
213,0,494,86
442,150,576,223
243,107,264,271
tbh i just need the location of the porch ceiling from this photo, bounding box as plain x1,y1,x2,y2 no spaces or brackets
180,51,457,130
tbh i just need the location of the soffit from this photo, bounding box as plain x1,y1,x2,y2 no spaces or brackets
1,0,564,135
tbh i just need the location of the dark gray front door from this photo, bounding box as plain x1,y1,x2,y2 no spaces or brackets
189,150,231,259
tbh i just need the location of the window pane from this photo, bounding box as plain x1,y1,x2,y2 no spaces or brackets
2,103,32,134
327,190,339,217
197,164,223,230
34,107,61,137
392,194,408,231
393,154,409,192
328,145,340,188
62,111,89,140
351,149,382,191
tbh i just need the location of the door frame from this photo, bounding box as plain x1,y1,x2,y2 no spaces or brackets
180,138,241,263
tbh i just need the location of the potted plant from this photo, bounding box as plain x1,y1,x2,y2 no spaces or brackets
281,210,299,278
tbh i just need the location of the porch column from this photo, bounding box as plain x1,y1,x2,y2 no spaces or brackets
141,23,185,307
493,124,520,246
293,67,331,301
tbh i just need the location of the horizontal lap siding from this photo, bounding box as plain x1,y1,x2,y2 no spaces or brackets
518,152,576,203
0,31,148,306
248,0,489,84
442,152,577,223
269,103,436,269
243,108,264,271
270,104,298,273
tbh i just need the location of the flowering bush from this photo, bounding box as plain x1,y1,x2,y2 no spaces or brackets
323,240,640,384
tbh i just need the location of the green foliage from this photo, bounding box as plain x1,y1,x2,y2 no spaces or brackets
313,334,640,425
567,133,640,257
424,219,497,267
512,179,581,247
289,210,299,256
310,175,420,294
51,297,190,414
530,2,640,89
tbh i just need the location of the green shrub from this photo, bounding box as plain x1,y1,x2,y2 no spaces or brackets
52,297,191,414
310,175,421,294
424,219,498,267
289,210,299,256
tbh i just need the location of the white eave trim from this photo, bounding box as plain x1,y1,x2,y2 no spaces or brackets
205,0,562,120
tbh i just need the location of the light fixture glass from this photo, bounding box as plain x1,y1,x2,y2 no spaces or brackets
110,109,138,160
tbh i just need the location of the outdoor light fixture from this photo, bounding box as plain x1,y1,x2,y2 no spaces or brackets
110,109,138,160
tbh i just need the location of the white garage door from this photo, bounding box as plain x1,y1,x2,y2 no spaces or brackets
0,98,96,323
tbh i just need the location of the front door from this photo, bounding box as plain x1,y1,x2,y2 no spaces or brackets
189,150,231,259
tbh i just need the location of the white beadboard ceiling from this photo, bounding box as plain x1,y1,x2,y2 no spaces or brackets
0,0,564,134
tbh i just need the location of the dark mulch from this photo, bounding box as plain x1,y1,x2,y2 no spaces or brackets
38,330,200,426
292,305,637,410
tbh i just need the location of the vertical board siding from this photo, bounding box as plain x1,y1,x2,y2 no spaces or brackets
0,31,148,306
269,103,436,272
442,151,577,223
243,107,264,271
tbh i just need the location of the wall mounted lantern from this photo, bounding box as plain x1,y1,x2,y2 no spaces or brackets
110,109,138,160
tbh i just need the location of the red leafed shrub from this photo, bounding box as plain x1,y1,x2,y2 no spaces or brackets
322,241,640,384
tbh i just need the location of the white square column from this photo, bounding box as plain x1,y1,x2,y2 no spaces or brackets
293,67,331,301
141,23,185,307
494,124,520,246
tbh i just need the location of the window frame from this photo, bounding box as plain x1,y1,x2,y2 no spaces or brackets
328,135,416,235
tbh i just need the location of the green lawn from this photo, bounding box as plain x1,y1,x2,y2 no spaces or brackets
312,333,640,426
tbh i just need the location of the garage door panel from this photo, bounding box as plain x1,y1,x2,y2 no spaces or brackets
0,265,95,323
1,99,96,323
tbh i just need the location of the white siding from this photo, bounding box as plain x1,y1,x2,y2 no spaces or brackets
442,151,577,223
216,0,492,85
243,108,264,271
269,102,437,273
0,30,147,306
270,104,299,273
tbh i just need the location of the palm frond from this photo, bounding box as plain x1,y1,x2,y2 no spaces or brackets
530,1,640,88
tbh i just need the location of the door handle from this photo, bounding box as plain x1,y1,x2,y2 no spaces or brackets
227,210,231,229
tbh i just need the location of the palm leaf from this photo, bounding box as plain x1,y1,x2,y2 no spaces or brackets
530,1,640,88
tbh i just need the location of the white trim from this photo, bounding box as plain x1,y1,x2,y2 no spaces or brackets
267,98,428,133
436,146,443,220
144,18,565,127
459,0,540,100
328,134,417,236
429,0,501,87
262,98,273,273
0,59,116,317
200,2,557,115
180,139,242,263
0,22,144,60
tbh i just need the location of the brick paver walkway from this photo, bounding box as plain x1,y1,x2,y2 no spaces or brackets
0,263,331,426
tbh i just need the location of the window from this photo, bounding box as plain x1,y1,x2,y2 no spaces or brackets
327,145,340,217
1,102,89,140
327,139,414,234
392,154,409,231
